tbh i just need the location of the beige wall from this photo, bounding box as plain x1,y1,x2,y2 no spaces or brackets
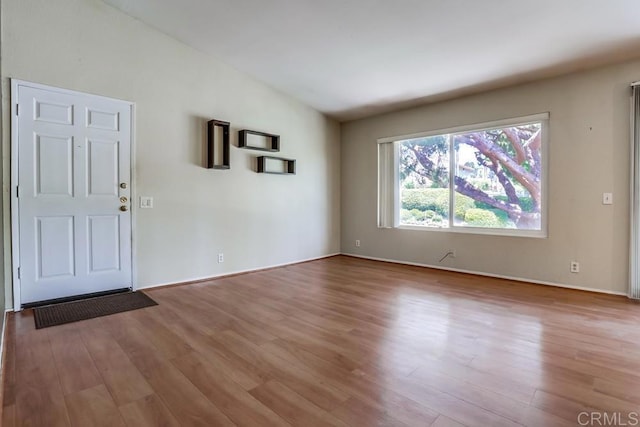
341,59,640,294
1,0,340,308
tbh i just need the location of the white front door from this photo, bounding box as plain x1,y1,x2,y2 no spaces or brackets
13,81,133,306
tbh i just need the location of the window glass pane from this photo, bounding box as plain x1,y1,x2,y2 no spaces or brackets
452,123,542,230
398,136,450,227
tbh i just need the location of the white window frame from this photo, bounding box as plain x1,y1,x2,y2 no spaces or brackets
378,113,549,238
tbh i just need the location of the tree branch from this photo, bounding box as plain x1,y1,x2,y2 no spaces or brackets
525,130,541,151
456,133,541,210
525,130,542,180
486,157,520,205
455,176,539,228
454,176,517,213
409,145,448,187
502,128,527,165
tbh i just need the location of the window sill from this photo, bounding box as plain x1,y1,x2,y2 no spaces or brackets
396,224,548,238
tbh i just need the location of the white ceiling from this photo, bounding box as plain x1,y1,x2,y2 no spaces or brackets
102,0,640,121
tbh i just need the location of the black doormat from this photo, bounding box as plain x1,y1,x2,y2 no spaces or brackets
33,291,158,329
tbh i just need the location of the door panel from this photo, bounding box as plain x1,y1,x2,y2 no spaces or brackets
16,83,132,305
87,109,119,131
35,134,74,196
87,139,119,196
34,100,74,125
87,215,121,273
36,216,75,279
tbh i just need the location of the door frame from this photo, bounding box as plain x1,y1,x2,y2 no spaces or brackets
10,79,138,311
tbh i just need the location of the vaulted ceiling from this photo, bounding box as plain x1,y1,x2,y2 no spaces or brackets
103,0,640,121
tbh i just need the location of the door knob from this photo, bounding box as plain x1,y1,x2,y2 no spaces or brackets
120,196,128,203
120,182,128,189
119,206,128,212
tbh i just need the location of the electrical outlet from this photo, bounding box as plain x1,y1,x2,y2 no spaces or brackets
355,240,361,247
218,253,224,263
570,261,579,273
602,193,613,205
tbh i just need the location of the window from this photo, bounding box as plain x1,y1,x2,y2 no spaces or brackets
379,113,548,237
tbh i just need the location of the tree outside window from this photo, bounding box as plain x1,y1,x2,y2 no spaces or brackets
398,121,543,232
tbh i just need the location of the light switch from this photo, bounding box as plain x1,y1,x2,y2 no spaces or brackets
140,196,154,208
602,193,613,205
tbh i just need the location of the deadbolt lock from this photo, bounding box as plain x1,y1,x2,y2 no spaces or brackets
119,182,128,189
120,196,128,203
119,206,128,212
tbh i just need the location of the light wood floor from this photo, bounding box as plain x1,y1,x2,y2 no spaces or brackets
2,255,640,426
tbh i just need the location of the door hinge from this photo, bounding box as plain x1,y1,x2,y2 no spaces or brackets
16,186,19,198
17,267,20,279
15,104,19,116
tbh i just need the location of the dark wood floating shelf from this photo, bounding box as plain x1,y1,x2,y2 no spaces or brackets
207,119,230,169
257,156,296,175
239,129,280,152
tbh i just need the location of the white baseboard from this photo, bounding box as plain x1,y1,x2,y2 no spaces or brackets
137,253,341,291
342,252,628,296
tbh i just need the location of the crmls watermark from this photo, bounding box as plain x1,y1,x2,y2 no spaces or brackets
578,412,640,426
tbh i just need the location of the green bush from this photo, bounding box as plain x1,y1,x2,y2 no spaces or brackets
454,194,475,220
491,209,514,227
400,207,445,225
401,189,532,227
468,178,492,191
410,209,426,221
464,208,501,227
516,197,535,212
401,189,449,216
